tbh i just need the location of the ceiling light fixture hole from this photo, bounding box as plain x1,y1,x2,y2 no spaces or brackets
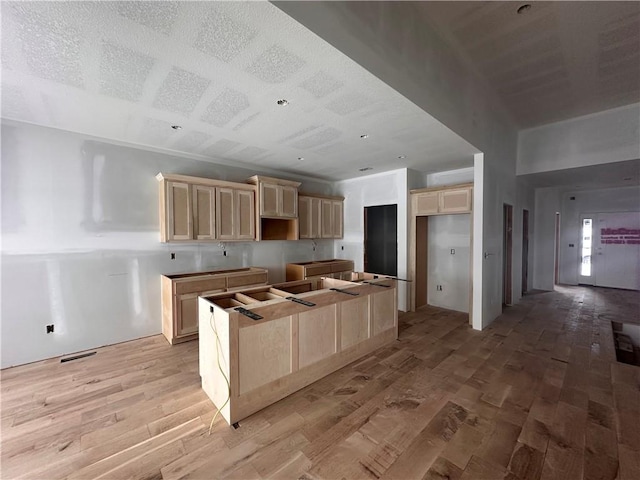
277,99,289,106
360,134,369,139
171,125,182,130
297,157,304,161
517,4,532,14
398,155,406,159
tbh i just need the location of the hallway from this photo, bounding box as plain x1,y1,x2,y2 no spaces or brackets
1,286,638,479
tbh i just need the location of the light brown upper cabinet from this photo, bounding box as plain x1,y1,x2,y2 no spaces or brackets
440,188,472,213
160,181,193,241
299,194,343,239
193,185,216,240
412,183,473,216
321,198,344,239
214,187,255,241
247,175,301,240
157,173,256,242
298,195,322,239
248,175,300,218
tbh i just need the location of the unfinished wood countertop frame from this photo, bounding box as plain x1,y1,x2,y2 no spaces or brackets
198,276,398,424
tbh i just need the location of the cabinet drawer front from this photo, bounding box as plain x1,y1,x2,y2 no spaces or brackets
227,271,268,289
175,277,226,295
331,260,354,273
305,264,332,277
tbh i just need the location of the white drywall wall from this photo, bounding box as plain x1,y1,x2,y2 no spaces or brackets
275,1,523,330
533,187,562,291
427,214,471,313
426,167,474,188
0,122,336,368
334,169,410,311
518,103,640,176
515,178,536,297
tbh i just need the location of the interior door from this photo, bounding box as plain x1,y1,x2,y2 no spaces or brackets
594,212,640,290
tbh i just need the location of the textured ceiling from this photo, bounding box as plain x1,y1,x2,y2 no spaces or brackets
419,1,640,128
3,2,637,183
0,1,478,181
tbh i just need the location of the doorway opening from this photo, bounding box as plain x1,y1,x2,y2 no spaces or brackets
522,209,529,295
503,204,513,307
364,204,397,276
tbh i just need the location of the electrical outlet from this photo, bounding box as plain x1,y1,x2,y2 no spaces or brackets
170,252,175,260
341,245,344,251
437,285,443,291
450,249,455,255
46,324,54,334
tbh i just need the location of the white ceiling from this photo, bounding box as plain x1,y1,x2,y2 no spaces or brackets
419,1,640,128
0,1,478,181
2,2,638,185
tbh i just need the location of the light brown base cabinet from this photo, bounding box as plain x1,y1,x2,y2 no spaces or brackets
285,259,354,281
161,267,268,344
198,276,398,425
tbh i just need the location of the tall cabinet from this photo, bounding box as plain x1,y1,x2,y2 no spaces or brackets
157,173,255,242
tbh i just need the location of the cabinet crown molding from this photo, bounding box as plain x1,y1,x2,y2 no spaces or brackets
156,172,255,191
247,175,301,188
409,182,473,195
298,192,345,201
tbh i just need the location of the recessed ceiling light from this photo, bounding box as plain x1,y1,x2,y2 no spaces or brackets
358,167,373,172
298,157,304,161
398,155,406,159
360,134,369,139
277,99,289,106
171,125,182,130
517,4,532,14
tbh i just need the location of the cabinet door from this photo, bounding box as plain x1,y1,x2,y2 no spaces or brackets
440,188,472,213
332,200,343,238
193,185,216,240
236,190,255,240
310,197,322,238
298,196,311,239
216,187,235,240
414,191,439,215
176,293,199,337
167,181,192,240
260,183,280,217
281,186,297,218
321,199,333,238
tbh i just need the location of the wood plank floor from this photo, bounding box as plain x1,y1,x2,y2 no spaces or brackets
1,285,639,479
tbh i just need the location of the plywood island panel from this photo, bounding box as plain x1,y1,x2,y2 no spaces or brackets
198,277,398,424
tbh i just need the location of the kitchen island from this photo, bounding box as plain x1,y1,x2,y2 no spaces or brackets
198,276,397,425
